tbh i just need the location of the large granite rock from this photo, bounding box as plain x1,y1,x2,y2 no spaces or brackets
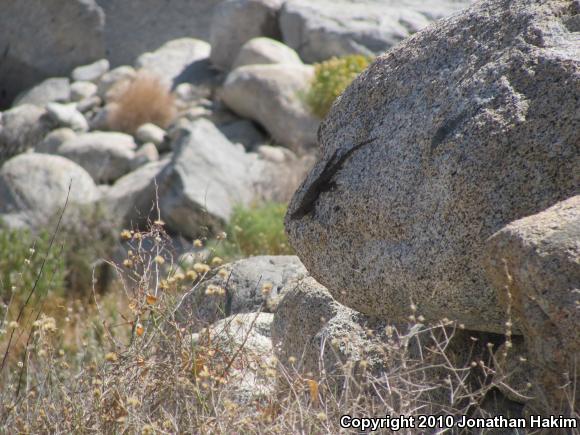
221,64,318,151
210,0,283,71
485,196,580,415
0,0,105,108
157,119,264,237
285,0,580,333
0,154,99,229
96,0,221,66
102,160,168,229
279,0,470,63
0,105,54,165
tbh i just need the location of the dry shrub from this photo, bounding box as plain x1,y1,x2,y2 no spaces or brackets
1,219,577,434
108,71,176,134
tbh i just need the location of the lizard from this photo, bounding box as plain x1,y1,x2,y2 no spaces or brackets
289,136,377,220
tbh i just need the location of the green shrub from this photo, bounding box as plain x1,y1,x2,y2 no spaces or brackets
212,202,293,260
0,224,67,307
305,54,372,118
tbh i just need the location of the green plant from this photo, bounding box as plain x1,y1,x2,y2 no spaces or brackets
305,54,372,118
0,224,66,307
212,202,294,260
55,205,118,297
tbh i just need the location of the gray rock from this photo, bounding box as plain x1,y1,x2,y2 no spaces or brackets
485,196,580,414
76,95,102,114
255,145,292,164
175,255,308,331
286,0,580,334
221,64,318,151
0,153,99,229
279,0,470,63
0,0,105,108
71,59,110,83
218,119,265,150
35,128,77,154
157,119,264,237
70,81,98,102
88,103,117,131
58,132,137,183
0,104,54,164
13,78,71,107
96,66,136,101
131,142,160,170
271,277,389,380
103,159,168,228
190,313,277,405
253,151,316,204
96,0,221,66
135,123,166,147
46,103,89,132
135,38,214,90
232,37,302,69
210,0,284,71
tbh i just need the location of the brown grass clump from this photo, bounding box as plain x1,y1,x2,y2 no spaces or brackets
108,71,176,134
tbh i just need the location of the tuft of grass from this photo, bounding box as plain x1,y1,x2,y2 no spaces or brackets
108,71,176,134
305,55,372,119
0,224,66,307
212,202,294,260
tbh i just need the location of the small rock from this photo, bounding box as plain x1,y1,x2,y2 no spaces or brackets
0,104,54,164
210,0,283,71
256,145,288,163
135,123,166,147
76,95,102,113
221,64,318,151
71,59,110,82
232,37,302,69
35,128,76,154
136,38,214,89
272,277,388,379
102,159,168,228
57,132,137,183
190,313,277,405
13,78,71,107
70,81,98,101
131,142,160,170
175,255,308,331
88,103,117,131
97,66,136,100
46,102,89,132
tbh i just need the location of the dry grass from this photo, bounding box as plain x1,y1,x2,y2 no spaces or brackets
0,221,577,434
108,71,176,134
